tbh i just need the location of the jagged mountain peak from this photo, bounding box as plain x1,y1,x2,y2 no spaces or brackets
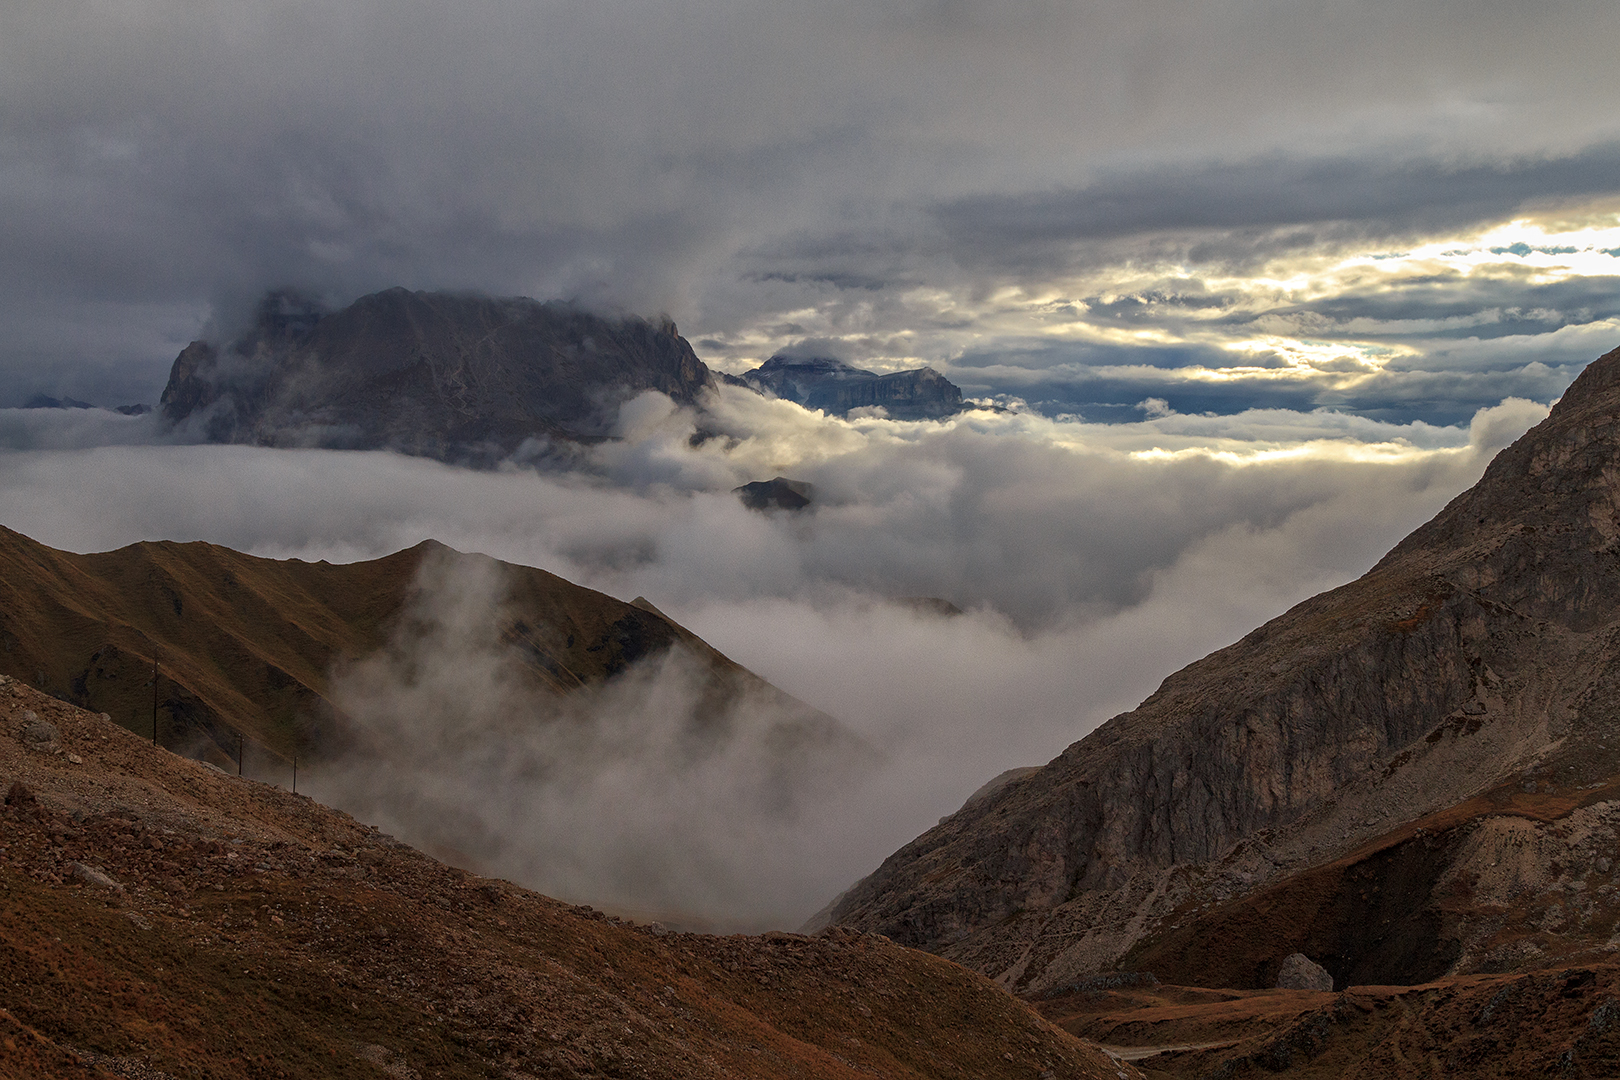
160,287,716,464
733,353,966,420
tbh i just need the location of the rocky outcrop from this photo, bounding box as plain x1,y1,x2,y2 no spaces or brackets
160,288,717,463
730,356,965,420
828,344,1620,993
734,476,814,511
1275,953,1334,991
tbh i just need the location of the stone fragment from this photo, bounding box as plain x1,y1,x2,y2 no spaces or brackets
21,715,60,751
1276,952,1334,991
71,862,123,890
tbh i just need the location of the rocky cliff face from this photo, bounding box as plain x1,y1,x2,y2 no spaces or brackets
730,356,965,420
160,288,716,463
829,344,1620,994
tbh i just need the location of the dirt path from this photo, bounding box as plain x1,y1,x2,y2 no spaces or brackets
1098,1041,1239,1061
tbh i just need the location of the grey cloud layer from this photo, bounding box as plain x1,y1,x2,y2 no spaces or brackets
933,147,1620,260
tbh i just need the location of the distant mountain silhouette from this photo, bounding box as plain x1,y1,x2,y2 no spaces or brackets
21,394,94,409
734,476,814,511
727,355,966,420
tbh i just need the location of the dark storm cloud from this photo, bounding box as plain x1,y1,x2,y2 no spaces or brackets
6,0,1620,406
932,145,1620,267
1260,272,1620,340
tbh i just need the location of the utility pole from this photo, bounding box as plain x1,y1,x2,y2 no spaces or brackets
292,756,297,794
151,656,159,746
237,732,244,777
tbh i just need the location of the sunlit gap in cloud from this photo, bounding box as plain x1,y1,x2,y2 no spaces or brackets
700,203,1620,428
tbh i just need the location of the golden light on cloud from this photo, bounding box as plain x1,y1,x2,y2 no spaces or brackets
1126,439,1457,468
695,194,1617,438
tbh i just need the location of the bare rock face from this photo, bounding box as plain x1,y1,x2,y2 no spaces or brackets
734,476,814,511
1275,953,1333,991
730,356,966,420
160,288,717,464
828,344,1620,993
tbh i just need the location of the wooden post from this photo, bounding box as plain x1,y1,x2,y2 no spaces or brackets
237,733,243,777
292,756,297,794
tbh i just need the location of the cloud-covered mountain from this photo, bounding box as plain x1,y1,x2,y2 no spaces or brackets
160,288,716,463
8,2,1620,424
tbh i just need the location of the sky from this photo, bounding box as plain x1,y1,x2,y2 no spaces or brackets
3,0,1620,926
4,0,1620,417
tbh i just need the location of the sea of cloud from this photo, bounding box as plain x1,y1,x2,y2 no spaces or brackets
0,387,1553,926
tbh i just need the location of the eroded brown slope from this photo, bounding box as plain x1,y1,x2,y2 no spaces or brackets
0,526,829,769
1041,968,1620,1078
0,675,1131,1080
829,343,1620,993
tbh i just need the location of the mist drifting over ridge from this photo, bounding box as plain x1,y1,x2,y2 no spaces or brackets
0,378,1553,927
308,546,879,929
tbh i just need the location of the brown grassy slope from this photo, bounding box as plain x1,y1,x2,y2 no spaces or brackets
0,675,1132,1080
1040,969,1620,1078
0,525,806,766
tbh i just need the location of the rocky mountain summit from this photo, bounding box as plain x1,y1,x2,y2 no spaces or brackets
828,344,1620,1001
727,355,966,420
158,290,976,467
160,288,716,463
734,476,814,511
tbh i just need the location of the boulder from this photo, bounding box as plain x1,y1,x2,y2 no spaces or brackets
1275,952,1334,991
70,862,123,890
